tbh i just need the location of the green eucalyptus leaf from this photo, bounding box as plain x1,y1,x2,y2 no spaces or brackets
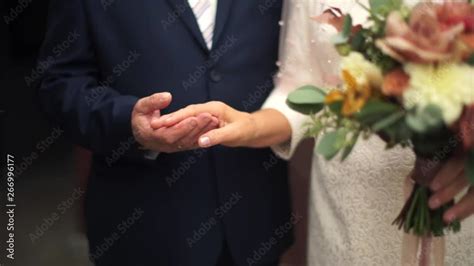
467,151,474,185
381,118,412,146
342,15,353,37
316,129,346,160
287,102,324,115
287,85,327,115
341,131,360,161
406,105,444,134
287,85,326,104
354,100,399,125
423,105,444,127
406,114,427,133
372,110,405,132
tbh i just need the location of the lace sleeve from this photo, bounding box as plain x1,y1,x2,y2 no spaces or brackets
262,0,341,159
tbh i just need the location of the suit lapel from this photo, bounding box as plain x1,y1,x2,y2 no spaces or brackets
213,0,234,47
165,0,209,51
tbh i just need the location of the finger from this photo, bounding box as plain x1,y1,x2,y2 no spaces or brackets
151,106,199,129
153,117,198,144
198,123,239,148
151,109,161,120
135,92,172,114
430,156,465,191
429,172,469,209
182,123,220,150
444,187,474,223
154,102,225,128
176,114,213,147
192,116,220,139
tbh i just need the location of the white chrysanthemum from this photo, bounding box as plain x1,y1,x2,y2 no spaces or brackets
341,52,383,89
403,63,474,125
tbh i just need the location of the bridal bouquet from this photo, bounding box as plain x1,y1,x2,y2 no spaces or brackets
287,0,474,239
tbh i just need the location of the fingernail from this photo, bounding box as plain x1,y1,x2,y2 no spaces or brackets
429,198,440,209
445,212,456,223
161,92,171,102
199,136,211,147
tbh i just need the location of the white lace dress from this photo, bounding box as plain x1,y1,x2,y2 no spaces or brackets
262,1,474,265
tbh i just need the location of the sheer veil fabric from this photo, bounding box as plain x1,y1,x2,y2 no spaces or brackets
262,0,474,265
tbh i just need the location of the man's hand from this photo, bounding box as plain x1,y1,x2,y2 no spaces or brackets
132,93,219,153
428,155,474,223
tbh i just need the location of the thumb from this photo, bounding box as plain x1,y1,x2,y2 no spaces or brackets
198,123,240,148
135,92,172,114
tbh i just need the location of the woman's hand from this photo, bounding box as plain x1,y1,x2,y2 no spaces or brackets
428,156,474,223
151,101,257,148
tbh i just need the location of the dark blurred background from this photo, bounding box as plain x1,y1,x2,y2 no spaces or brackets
0,1,312,265
1,0,92,265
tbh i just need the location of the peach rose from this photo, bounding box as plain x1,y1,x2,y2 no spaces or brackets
382,68,410,97
376,3,466,63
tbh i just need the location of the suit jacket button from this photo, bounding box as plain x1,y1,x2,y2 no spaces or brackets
210,70,222,82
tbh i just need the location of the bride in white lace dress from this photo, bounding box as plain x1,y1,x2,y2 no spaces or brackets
265,1,474,265
157,0,474,264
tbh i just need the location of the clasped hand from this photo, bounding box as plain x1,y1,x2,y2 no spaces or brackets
131,92,251,153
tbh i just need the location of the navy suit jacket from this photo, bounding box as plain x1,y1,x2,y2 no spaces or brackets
38,0,292,265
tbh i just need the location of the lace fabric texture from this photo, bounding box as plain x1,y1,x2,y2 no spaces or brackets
262,0,474,265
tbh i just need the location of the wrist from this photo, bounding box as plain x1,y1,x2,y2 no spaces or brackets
243,113,259,147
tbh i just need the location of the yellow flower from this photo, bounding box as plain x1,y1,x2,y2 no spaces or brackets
403,63,474,124
325,70,372,116
325,53,380,116
325,90,345,104
341,70,372,116
341,52,384,90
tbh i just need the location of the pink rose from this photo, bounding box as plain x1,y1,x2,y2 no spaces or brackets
376,3,466,63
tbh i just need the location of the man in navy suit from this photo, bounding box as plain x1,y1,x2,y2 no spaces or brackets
37,0,292,265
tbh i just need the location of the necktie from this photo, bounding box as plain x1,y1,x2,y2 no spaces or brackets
189,0,214,49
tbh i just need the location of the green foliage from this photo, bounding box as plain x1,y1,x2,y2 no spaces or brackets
287,85,327,115
328,100,343,115
372,110,405,132
354,99,399,126
340,131,360,161
380,118,412,147
396,185,461,237
342,15,353,39
406,105,444,134
316,128,347,160
369,0,403,17
332,15,353,47
350,1,401,73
